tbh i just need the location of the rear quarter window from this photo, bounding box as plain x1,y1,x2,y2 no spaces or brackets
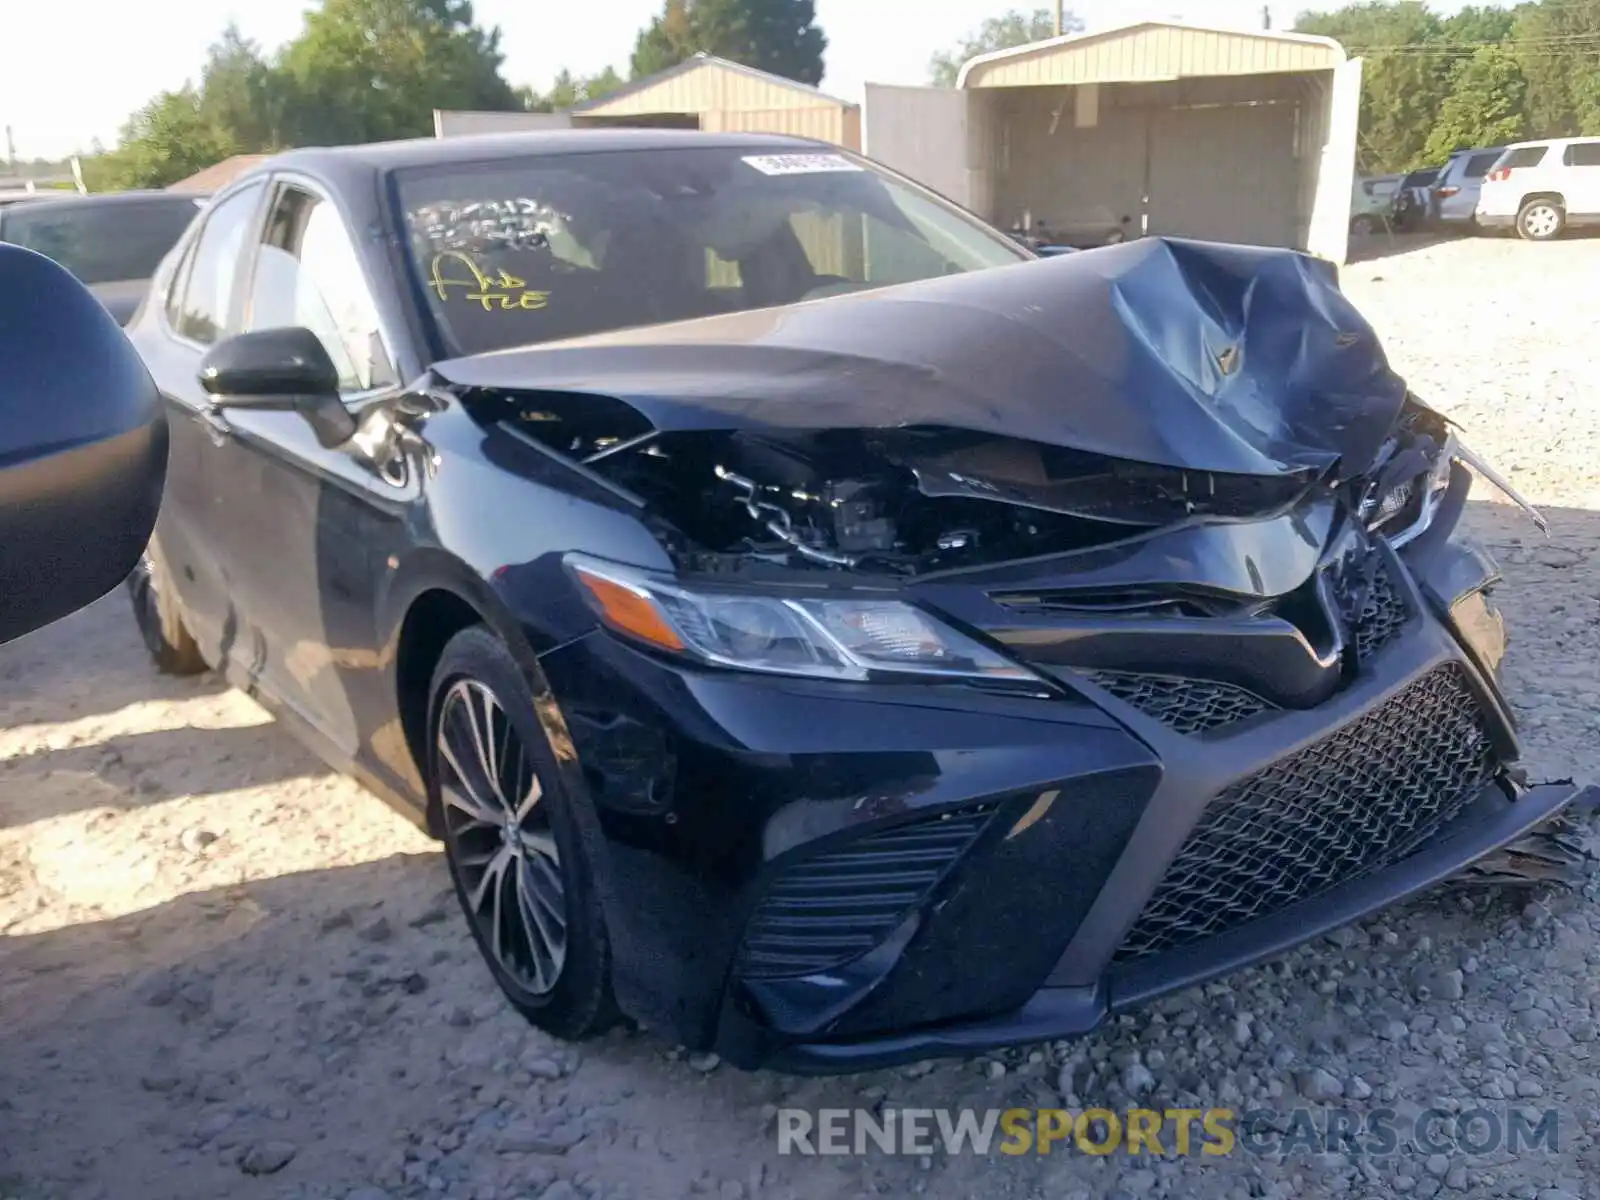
1501,146,1549,170
1563,141,1600,167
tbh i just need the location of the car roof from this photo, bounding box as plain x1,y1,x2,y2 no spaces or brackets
227,128,840,192
0,189,208,215
1502,136,1600,150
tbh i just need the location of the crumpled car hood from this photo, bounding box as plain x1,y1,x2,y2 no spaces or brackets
432,236,1412,479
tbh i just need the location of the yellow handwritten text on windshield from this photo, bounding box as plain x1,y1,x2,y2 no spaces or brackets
428,251,551,312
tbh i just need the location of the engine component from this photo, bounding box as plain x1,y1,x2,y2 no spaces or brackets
823,479,898,554
715,466,858,568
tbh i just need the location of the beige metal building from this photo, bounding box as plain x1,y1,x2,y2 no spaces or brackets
435,54,861,149
864,20,1362,262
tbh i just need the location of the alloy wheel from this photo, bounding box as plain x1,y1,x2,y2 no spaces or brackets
436,678,567,995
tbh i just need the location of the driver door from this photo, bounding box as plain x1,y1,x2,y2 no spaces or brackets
214,177,412,760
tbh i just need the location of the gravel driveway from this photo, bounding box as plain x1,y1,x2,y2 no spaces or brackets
4,235,1600,1200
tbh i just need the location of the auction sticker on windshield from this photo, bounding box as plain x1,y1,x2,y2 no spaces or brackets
742,154,865,176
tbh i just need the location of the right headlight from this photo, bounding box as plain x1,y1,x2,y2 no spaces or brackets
1374,430,1548,548
565,554,1039,686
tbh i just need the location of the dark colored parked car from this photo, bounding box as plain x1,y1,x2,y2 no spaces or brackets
122,129,1592,1073
0,189,206,324
1392,165,1443,231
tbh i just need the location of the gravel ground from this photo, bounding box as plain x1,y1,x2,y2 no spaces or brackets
4,234,1600,1200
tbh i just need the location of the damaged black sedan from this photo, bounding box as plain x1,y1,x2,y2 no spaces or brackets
124,129,1595,1072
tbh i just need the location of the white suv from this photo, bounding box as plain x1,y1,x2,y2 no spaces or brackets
1476,137,1600,241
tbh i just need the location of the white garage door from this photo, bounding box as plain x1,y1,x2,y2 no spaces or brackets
1147,102,1299,248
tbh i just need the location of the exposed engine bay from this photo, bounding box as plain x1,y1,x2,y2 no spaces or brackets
446,236,1550,586
490,387,1471,580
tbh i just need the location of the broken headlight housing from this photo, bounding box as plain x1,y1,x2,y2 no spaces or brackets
1370,436,1455,548
566,554,1039,686
1369,431,1547,548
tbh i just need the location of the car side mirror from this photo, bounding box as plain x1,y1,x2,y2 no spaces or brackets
198,327,358,449
0,244,168,645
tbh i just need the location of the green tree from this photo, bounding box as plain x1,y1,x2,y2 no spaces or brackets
1440,4,1517,44
1513,0,1600,137
1296,1,1456,171
197,24,289,152
279,0,521,145
90,88,239,190
1424,44,1530,159
630,0,827,85
929,7,1082,86
522,67,626,112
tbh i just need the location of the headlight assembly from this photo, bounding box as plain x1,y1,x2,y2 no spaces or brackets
566,554,1039,685
1374,430,1548,548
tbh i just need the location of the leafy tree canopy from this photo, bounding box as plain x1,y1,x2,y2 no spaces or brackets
632,0,827,84
521,67,626,113
279,0,521,145
92,0,522,188
1297,0,1600,173
929,8,1083,86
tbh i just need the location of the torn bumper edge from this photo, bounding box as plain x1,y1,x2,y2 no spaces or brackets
764,779,1596,1075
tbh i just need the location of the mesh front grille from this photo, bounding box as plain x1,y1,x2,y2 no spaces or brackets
1114,664,1497,964
1349,556,1410,662
1082,671,1277,735
739,805,996,979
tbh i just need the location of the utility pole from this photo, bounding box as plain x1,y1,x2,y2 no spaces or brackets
1262,5,1272,30
4,126,14,168
1055,0,1064,36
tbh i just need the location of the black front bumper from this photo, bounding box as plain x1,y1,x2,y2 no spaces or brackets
769,778,1590,1072
526,513,1583,1074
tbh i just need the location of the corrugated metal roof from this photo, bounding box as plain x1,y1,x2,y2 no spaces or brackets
957,20,1345,89
574,53,854,115
167,154,271,193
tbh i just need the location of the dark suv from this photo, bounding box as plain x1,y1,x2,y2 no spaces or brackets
0,190,206,325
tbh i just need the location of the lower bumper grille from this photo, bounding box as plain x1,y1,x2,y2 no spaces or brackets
739,804,996,979
1114,663,1497,964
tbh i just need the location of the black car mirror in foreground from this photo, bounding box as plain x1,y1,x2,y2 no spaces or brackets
198,326,357,448
0,243,167,646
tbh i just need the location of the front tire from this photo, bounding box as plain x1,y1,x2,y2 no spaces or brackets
428,626,617,1042
126,536,207,675
1351,214,1376,236
1517,198,1565,241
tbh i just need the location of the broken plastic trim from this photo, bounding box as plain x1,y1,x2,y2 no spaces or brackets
1376,430,1545,550
1454,437,1548,536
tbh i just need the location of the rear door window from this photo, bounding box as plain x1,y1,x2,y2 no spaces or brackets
175,182,265,346
1563,141,1600,167
1501,146,1549,170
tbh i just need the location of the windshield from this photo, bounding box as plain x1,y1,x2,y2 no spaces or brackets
392,146,1029,357
1,197,201,285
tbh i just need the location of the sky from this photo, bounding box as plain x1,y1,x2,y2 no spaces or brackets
2,0,1463,162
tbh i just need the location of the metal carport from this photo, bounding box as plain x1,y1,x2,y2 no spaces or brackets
863,20,1362,263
